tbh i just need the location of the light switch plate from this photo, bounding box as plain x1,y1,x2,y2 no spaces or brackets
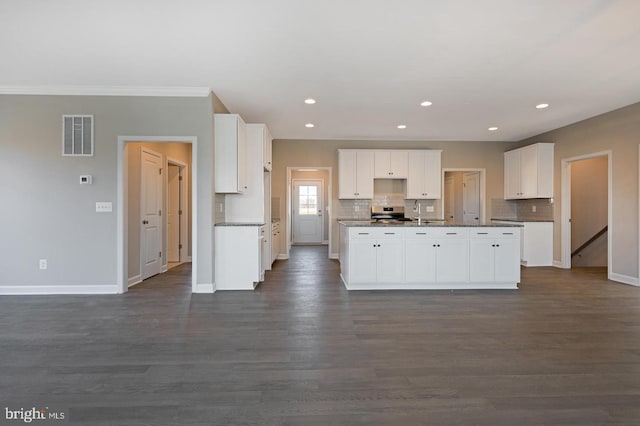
96,202,113,213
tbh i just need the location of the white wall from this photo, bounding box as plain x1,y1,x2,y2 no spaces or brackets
0,94,215,292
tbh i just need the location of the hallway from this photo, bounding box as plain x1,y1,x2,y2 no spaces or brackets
1,247,640,424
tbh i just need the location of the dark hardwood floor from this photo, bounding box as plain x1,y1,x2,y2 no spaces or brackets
2,246,640,425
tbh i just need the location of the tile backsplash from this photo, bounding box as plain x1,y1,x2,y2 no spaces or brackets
335,196,442,220
491,198,554,221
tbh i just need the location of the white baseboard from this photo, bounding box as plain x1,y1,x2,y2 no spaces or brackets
193,283,215,293
128,275,142,288
161,264,168,273
329,253,339,260
277,254,289,260
552,260,567,268
0,285,118,295
608,272,639,286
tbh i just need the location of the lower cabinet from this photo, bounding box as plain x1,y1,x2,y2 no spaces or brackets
342,225,520,290
469,229,520,282
215,225,264,290
350,229,403,283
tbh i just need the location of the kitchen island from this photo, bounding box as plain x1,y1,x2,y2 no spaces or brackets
339,221,522,290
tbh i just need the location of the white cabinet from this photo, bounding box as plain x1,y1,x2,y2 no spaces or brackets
263,126,273,171
215,114,246,193
215,225,263,290
491,220,553,266
504,143,554,199
340,224,519,290
225,123,271,222
338,150,374,199
374,151,408,178
406,150,442,199
271,221,280,264
349,228,403,283
469,229,520,282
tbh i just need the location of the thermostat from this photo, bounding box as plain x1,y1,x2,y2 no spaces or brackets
80,175,92,185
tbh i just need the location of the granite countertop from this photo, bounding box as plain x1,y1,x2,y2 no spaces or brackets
491,218,554,223
339,220,522,228
215,222,266,226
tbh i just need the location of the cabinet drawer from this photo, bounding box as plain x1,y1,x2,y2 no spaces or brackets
428,228,469,239
350,228,403,239
470,228,519,239
404,229,438,238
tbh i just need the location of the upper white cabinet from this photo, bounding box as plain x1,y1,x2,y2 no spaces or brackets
338,150,374,199
374,151,409,178
263,125,273,171
406,150,442,199
215,114,246,193
225,123,272,223
504,143,554,199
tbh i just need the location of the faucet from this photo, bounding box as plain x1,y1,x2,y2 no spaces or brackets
414,200,422,225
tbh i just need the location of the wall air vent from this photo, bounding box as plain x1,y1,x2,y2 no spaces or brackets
62,115,94,156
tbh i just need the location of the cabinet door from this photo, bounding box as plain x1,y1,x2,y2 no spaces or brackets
422,150,442,198
349,239,378,283
355,151,374,198
469,239,495,282
406,152,425,199
494,237,520,282
435,239,469,282
519,145,538,198
404,238,437,282
374,151,391,177
504,150,521,199
237,118,247,193
339,150,358,199
376,239,404,283
389,151,408,178
263,126,272,171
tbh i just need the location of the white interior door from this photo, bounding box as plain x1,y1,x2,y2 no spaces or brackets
444,176,455,221
463,172,480,224
167,164,181,263
141,148,163,280
292,180,323,244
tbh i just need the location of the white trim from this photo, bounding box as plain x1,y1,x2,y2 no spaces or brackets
0,85,211,97
0,285,117,295
441,168,487,222
128,275,142,287
560,151,612,273
608,273,639,287
329,253,339,260
193,283,215,293
117,136,198,294
286,166,333,260
552,260,565,268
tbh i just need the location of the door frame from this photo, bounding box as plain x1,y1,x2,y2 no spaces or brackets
441,168,486,222
560,151,612,277
291,178,324,244
285,167,333,259
140,146,164,279
166,157,189,264
117,136,198,294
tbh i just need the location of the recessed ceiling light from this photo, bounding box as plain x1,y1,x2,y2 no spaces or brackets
304,98,316,104
420,101,433,107
536,103,549,109
305,123,314,128
488,127,498,131
397,124,407,129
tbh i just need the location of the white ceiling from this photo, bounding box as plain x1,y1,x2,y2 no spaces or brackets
2,0,640,141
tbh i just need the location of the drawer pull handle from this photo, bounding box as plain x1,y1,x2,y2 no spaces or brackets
416,232,427,235
477,232,489,235
384,232,395,235
446,232,457,235
358,232,369,235
502,232,514,235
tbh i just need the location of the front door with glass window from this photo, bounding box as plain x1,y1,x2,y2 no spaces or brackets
292,180,323,244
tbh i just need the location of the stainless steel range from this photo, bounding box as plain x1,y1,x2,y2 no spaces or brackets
370,206,412,223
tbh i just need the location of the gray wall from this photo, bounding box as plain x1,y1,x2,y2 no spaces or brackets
519,101,640,279
0,95,215,289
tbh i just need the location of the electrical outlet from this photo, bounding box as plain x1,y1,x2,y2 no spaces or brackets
354,205,360,212
219,203,223,213
532,205,537,213
96,202,113,213
426,205,435,213
39,259,47,270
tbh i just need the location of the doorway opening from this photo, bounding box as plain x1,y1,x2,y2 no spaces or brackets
117,137,197,294
561,151,611,276
442,169,486,223
285,167,332,259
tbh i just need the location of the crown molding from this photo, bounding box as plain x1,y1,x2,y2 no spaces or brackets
0,85,212,97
